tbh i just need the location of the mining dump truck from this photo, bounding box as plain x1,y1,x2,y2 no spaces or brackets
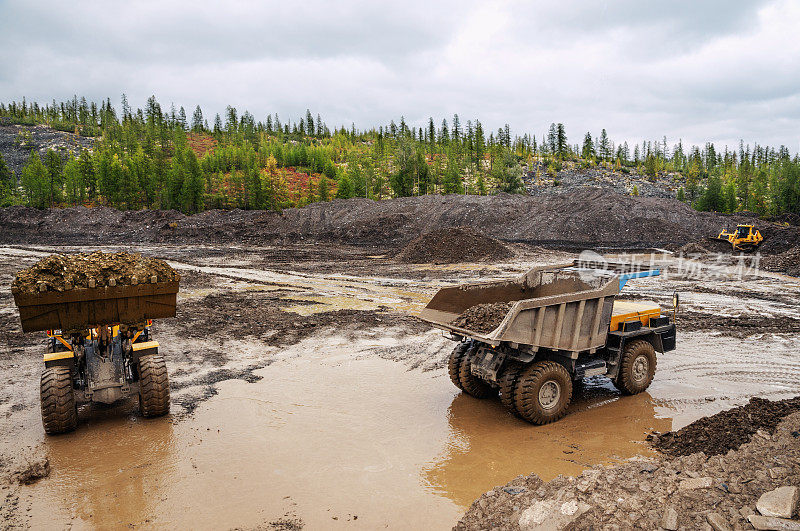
12,256,179,434
420,260,677,425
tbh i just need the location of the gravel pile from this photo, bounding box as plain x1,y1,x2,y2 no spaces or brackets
394,227,512,264
450,302,514,333
12,251,179,295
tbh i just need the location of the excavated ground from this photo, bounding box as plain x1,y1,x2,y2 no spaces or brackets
0,239,799,529
3,190,800,254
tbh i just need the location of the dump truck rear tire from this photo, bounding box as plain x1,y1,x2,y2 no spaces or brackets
514,361,573,425
499,362,524,417
40,367,77,435
458,346,496,399
138,354,170,417
447,342,471,391
613,340,656,395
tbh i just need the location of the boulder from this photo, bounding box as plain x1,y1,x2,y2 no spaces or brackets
757,486,799,519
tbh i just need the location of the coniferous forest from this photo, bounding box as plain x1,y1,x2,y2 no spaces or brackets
0,95,798,217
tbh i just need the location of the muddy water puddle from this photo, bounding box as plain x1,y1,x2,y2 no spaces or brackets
22,334,672,530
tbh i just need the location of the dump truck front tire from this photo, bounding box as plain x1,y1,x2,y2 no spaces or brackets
514,361,573,425
458,346,496,399
613,339,656,395
40,367,77,435
447,342,470,391
138,354,170,417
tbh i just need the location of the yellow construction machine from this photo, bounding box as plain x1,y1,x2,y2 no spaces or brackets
716,224,763,252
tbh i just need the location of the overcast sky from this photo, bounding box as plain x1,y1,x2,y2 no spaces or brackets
1,0,799,152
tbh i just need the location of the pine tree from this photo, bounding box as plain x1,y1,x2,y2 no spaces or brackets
191,105,204,131
598,129,610,161
581,132,595,159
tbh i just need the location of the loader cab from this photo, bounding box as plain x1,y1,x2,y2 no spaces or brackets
736,225,752,238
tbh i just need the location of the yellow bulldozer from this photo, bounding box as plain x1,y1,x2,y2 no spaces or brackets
716,224,763,252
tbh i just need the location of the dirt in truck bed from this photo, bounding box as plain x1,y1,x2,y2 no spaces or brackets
451,301,514,333
394,227,513,264
11,251,179,295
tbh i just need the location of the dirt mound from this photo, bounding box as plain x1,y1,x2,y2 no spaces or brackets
12,251,179,295
395,227,512,264
760,247,800,277
3,188,787,251
653,396,800,457
451,302,513,333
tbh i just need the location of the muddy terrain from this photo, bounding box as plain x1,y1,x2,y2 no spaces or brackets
0,223,799,528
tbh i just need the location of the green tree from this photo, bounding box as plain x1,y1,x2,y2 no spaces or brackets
21,151,49,208
336,173,354,199
63,158,84,204
676,187,686,202
492,151,524,194
181,149,204,213
581,132,595,159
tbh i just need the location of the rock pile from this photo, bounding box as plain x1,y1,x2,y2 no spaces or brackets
456,407,800,530
12,251,179,295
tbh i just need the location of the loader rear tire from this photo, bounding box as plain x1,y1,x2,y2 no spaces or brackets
138,354,170,418
499,362,524,417
458,345,496,399
447,342,471,391
514,361,572,425
40,367,77,435
613,340,656,395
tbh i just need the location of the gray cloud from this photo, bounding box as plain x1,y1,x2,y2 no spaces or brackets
1,0,798,151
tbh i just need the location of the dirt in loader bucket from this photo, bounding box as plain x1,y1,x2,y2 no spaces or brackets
450,301,514,334
11,251,180,295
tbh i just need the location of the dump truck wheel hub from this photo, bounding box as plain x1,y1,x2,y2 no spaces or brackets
538,380,561,410
632,355,649,383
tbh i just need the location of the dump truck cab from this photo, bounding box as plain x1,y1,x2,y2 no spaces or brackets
420,261,677,425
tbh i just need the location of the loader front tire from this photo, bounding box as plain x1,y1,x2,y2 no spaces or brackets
613,340,656,395
41,367,77,435
499,362,524,417
514,361,572,425
138,354,170,418
447,342,471,391
458,346,496,399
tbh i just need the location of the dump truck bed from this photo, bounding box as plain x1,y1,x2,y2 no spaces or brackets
13,281,179,332
420,261,660,354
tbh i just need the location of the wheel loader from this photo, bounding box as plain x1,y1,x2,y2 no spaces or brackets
13,275,179,434
420,260,677,425
716,224,763,252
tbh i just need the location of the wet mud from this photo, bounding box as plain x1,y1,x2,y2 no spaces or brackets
1,244,800,528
